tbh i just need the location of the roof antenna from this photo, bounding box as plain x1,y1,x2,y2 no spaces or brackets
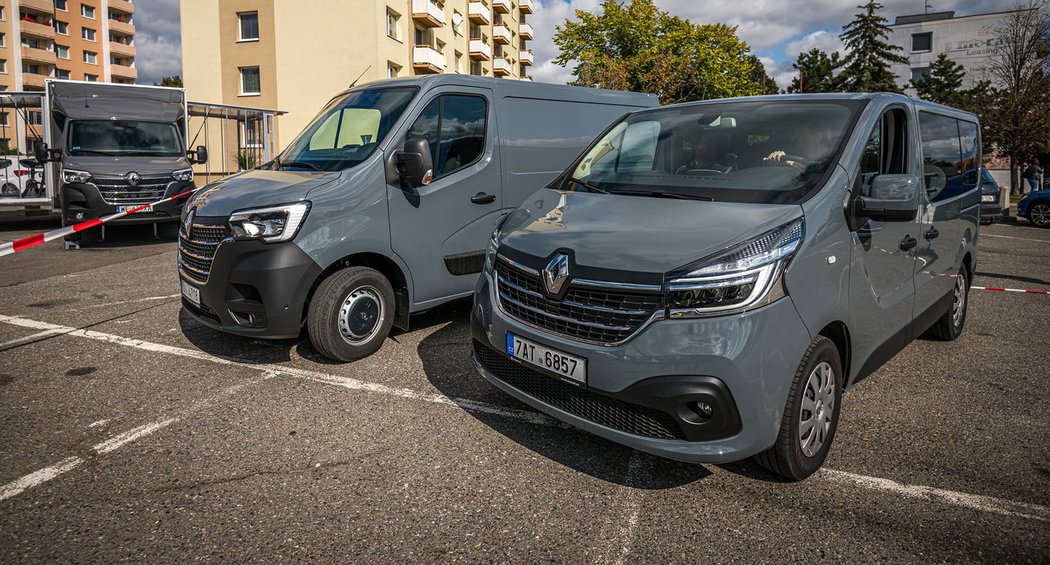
349,65,372,89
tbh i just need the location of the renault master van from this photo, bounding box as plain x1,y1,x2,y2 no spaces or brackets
472,93,980,480
178,76,656,361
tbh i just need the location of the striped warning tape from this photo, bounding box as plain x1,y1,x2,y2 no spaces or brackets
0,189,196,258
971,286,1050,295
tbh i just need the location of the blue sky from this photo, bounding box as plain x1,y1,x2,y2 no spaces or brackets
139,0,1007,89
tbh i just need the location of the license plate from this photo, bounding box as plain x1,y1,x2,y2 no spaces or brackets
180,279,200,306
117,204,153,213
507,333,586,384
981,194,995,203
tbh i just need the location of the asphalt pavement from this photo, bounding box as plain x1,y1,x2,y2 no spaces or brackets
0,218,1047,563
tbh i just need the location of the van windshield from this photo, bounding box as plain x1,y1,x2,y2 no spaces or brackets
566,99,865,204
277,86,418,171
68,120,183,157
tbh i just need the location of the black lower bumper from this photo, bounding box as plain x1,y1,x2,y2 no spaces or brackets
61,181,194,225
180,239,323,339
980,202,1003,223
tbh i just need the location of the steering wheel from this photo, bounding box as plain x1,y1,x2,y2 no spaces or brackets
763,154,809,167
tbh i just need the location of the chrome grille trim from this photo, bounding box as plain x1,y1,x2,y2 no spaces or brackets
497,290,635,331
89,176,173,206
178,223,230,284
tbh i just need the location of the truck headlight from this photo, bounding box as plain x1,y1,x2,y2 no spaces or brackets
666,217,804,317
172,168,194,182
228,202,310,243
62,169,91,184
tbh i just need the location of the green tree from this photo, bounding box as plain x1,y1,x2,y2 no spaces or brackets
836,1,908,92
911,53,965,104
747,55,780,94
787,48,841,93
553,0,766,103
153,75,183,88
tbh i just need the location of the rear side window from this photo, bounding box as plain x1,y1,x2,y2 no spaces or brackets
406,94,487,180
919,111,980,203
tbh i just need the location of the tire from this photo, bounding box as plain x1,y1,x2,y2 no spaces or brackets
1,183,17,197
1027,201,1050,228
754,335,842,481
307,267,395,362
924,266,968,341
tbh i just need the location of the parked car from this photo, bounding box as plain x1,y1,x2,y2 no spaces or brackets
1018,188,1050,227
178,76,657,361
0,156,44,199
472,93,980,480
974,167,1003,224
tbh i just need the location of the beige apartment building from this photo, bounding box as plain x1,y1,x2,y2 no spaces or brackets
181,0,536,149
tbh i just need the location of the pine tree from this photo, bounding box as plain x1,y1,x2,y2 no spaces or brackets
787,48,841,93
912,53,965,104
836,1,909,92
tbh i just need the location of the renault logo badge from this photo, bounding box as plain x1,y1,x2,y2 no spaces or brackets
544,253,570,296
126,171,141,187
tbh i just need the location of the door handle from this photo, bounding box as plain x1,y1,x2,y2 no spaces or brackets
899,235,918,252
470,192,496,205
924,227,940,241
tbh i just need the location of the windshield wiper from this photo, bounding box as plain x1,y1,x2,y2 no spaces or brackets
567,176,608,194
72,149,120,156
279,160,320,171
611,189,713,201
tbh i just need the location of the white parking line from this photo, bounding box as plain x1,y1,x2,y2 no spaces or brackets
981,233,1050,243
1,313,1048,524
608,451,647,565
0,328,67,349
76,295,180,310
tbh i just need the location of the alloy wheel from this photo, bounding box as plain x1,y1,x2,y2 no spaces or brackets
952,271,967,328
1031,203,1050,227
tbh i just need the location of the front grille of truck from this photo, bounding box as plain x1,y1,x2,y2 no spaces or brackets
179,224,229,283
92,176,172,206
474,341,686,440
494,258,663,345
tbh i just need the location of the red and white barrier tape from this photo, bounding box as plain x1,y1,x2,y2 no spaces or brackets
0,189,195,258
971,286,1050,295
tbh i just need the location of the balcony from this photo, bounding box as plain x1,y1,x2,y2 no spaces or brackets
492,57,512,76
492,24,511,44
20,20,56,40
110,63,138,80
468,39,491,60
21,45,57,66
20,0,54,15
108,18,135,36
109,41,136,58
492,0,510,13
411,0,445,28
109,0,135,15
519,50,533,65
520,0,533,14
22,73,47,89
467,2,491,24
412,46,445,73
519,22,533,39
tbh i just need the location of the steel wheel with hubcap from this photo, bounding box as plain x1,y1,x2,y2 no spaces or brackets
308,267,395,362
799,361,835,458
1029,202,1050,227
924,266,968,340
338,285,384,345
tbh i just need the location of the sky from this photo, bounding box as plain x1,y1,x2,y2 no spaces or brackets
138,0,1008,89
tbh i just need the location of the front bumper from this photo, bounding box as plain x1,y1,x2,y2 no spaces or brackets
62,180,194,225
470,271,813,464
179,238,323,339
980,201,1003,222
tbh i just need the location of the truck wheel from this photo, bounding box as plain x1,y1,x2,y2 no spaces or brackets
307,267,395,362
754,336,842,481
924,267,968,341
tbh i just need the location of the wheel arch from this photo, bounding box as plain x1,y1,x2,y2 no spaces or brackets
305,252,412,330
817,321,852,388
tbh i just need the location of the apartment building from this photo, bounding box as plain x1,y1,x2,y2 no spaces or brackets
181,0,536,148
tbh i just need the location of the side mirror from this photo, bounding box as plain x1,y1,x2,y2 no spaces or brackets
855,174,920,222
190,145,208,165
395,138,433,187
34,141,57,163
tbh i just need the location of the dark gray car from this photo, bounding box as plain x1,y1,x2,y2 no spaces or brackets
472,93,980,480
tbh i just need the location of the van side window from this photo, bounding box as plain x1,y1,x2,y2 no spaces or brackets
958,120,980,191
406,94,487,180
859,109,907,195
919,111,974,202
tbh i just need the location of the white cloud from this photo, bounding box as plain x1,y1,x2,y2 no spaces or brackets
785,29,845,59
133,0,181,84
529,0,599,84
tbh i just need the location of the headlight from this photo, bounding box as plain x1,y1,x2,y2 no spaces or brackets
484,213,511,273
228,202,310,243
172,168,194,182
666,218,803,317
62,169,91,184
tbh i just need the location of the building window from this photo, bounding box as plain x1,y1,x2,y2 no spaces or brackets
240,67,260,95
82,27,96,41
470,60,483,76
83,51,96,64
911,67,930,84
238,12,259,41
56,69,70,79
387,62,400,78
454,51,463,73
81,4,95,19
452,10,462,36
0,7,5,20
0,33,4,47
0,60,6,74
84,74,98,82
386,10,400,40
27,111,42,125
912,32,932,52
55,21,68,35
55,0,67,10
0,113,7,126
56,45,69,59
23,63,41,75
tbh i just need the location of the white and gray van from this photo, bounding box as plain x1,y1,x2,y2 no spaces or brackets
178,76,656,360
472,93,980,480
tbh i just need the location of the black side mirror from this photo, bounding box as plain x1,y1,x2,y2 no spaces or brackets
190,145,208,164
34,142,50,163
395,138,433,187
855,174,920,222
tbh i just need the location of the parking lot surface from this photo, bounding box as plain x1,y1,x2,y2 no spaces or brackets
0,218,1048,562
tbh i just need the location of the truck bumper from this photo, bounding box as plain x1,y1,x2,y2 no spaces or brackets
61,180,194,225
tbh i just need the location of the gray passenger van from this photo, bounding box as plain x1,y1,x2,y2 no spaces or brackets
472,93,980,480
178,76,656,361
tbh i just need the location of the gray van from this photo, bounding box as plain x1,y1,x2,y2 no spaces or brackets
178,76,655,361
472,93,980,480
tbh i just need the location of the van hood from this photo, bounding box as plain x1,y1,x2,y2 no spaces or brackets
187,170,341,218
64,155,191,175
499,188,803,275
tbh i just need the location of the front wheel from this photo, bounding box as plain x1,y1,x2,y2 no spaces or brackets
307,267,395,362
754,336,842,481
1028,202,1050,228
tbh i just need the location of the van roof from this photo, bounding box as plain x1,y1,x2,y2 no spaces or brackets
341,75,658,106
639,92,978,121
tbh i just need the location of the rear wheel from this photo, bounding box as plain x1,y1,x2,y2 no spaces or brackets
754,336,842,481
1028,202,1050,228
307,267,395,362
925,267,968,341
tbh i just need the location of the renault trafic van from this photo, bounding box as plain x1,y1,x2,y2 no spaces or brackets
471,93,980,480
178,76,656,361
